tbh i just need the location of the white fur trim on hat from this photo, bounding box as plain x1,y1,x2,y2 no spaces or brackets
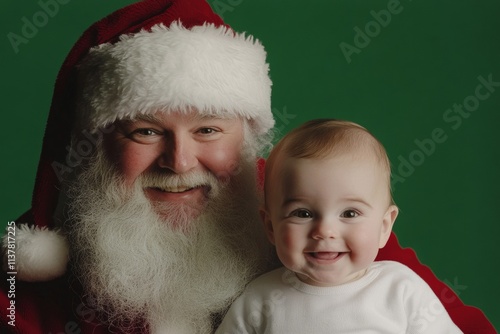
76,22,274,134
2,224,69,282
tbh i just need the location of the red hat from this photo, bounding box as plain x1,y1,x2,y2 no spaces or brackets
6,0,273,282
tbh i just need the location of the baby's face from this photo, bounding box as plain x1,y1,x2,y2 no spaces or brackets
263,154,398,287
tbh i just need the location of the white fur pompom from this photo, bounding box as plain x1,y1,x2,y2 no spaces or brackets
2,224,69,282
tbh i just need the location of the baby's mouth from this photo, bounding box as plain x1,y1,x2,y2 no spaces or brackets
310,252,342,260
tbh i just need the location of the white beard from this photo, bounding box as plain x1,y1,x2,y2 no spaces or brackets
64,147,271,333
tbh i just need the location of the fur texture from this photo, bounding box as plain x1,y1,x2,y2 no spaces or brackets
2,224,69,282
76,22,274,134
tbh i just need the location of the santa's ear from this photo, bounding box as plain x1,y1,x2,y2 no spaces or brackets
259,207,276,245
379,205,398,248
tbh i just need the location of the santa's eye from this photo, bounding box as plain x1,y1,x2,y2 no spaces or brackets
340,210,359,218
133,128,158,136
126,128,163,144
290,209,313,219
198,127,218,134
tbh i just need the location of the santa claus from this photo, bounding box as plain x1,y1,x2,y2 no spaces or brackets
0,0,495,333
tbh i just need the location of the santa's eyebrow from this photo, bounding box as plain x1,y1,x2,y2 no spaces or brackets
133,112,235,124
134,113,162,123
190,113,238,121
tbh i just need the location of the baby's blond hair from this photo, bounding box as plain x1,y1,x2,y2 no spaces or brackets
264,119,394,206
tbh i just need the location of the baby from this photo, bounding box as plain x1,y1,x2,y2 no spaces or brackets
216,119,462,333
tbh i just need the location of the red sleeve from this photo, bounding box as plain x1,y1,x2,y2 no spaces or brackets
377,233,496,333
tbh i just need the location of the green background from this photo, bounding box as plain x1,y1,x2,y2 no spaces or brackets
1,0,498,329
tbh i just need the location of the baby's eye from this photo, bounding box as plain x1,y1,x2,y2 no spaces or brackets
290,209,313,219
340,210,359,218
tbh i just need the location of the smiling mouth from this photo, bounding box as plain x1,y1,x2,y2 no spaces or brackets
310,252,343,260
151,186,199,193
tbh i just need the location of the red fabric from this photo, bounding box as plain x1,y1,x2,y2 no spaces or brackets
0,269,145,334
256,157,266,191
377,234,495,333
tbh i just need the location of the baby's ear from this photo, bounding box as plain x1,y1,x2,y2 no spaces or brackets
379,205,399,248
260,207,276,245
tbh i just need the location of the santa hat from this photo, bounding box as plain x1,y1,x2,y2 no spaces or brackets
3,0,273,282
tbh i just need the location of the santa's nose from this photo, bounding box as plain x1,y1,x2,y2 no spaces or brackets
157,133,198,174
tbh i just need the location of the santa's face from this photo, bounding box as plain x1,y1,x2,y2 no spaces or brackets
65,127,269,333
104,110,245,220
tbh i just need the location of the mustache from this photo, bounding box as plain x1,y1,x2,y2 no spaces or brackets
138,170,222,194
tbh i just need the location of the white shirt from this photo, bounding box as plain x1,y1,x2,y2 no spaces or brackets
216,261,462,334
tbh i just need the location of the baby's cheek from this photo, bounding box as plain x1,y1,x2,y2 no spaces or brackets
284,229,306,257
280,226,300,248
350,235,380,264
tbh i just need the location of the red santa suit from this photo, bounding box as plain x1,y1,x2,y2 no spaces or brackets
0,0,495,333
